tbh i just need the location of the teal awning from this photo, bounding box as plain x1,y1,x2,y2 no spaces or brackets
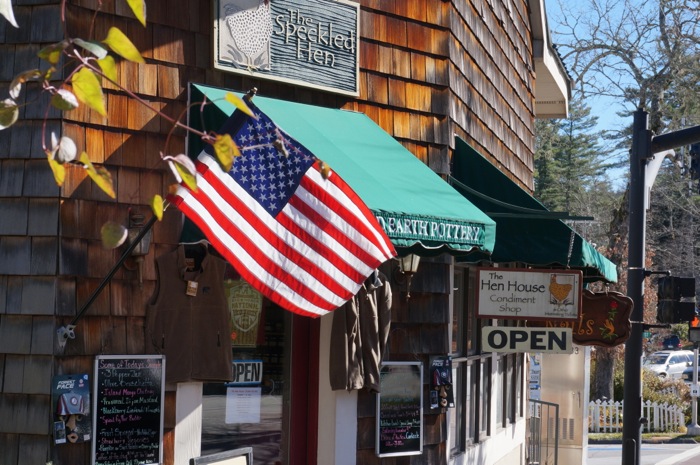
450,137,617,282
187,84,496,255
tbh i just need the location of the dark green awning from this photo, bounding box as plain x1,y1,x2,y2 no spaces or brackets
451,137,617,282
188,84,496,255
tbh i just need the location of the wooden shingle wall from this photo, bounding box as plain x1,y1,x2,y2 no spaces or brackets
353,0,536,187
0,1,539,464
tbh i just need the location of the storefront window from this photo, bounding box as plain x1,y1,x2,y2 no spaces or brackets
201,301,291,465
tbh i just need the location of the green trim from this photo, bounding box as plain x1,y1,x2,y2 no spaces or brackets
188,84,496,255
452,137,618,282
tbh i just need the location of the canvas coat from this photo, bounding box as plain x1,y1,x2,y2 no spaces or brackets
329,270,392,392
146,244,233,384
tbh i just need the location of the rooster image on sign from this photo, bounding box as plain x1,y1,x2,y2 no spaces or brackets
222,0,273,70
549,273,575,309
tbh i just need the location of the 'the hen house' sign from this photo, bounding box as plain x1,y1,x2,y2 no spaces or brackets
476,268,582,322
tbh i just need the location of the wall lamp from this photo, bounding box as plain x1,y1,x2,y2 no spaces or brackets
396,254,421,300
125,211,152,287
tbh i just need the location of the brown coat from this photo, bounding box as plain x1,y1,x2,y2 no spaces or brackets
329,271,392,392
146,244,233,383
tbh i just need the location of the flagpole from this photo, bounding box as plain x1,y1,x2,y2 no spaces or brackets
56,206,165,350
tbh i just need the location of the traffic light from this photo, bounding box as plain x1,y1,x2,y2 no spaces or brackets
656,276,697,324
690,144,700,180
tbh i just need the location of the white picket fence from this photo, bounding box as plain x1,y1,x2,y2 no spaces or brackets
587,399,685,433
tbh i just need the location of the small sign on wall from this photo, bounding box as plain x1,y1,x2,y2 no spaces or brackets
476,268,582,321
214,0,360,96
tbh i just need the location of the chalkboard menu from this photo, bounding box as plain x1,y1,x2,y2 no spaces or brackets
92,355,165,465
375,361,423,457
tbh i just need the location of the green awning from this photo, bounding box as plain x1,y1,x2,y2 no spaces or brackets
450,137,617,282
187,84,496,255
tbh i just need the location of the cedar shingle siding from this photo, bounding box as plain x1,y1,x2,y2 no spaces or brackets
0,1,537,464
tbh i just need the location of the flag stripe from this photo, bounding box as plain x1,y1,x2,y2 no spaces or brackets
190,162,355,308
171,192,328,317
172,101,397,317
197,155,373,289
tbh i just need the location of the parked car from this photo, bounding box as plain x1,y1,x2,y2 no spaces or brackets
681,357,700,384
643,350,694,379
660,335,682,350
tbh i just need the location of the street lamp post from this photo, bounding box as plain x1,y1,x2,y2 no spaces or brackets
621,109,650,465
621,111,700,465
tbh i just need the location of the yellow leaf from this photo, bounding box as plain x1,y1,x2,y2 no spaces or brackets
47,156,66,186
102,27,144,64
213,133,240,172
79,152,116,198
97,55,118,83
126,0,147,27
72,68,106,116
0,99,19,130
100,221,128,249
225,92,256,118
151,195,164,221
174,162,198,192
38,41,68,65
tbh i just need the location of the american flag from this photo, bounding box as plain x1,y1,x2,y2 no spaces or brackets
169,101,396,317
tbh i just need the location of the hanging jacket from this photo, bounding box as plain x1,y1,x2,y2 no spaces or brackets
329,271,392,392
146,244,233,383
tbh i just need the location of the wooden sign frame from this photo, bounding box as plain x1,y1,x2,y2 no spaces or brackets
92,355,165,465
375,361,423,457
190,447,253,465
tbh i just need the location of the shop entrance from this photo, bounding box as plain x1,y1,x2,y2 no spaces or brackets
200,295,318,465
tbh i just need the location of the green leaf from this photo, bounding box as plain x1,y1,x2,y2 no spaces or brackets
46,154,66,186
38,41,68,65
151,195,164,221
0,0,18,28
9,69,43,99
97,55,118,83
213,133,240,172
225,92,256,118
0,99,19,130
102,27,144,64
73,38,108,59
126,0,147,27
79,152,116,198
51,89,79,111
72,68,106,116
100,221,128,249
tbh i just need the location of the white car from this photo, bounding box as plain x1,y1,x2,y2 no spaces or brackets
643,350,694,379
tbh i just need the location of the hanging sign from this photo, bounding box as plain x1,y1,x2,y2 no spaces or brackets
527,290,633,347
476,268,582,321
481,327,573,354
214,0,360,96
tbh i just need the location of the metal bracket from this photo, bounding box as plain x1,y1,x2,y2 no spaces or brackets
56,325,76,349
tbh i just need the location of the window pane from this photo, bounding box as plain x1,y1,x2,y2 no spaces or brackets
201,304,289,465
448,361,465,455
479,357,491,439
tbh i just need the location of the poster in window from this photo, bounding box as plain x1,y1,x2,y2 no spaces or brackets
375,361,423,457
226,279,263,347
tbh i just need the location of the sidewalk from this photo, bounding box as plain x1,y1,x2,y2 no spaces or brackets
656,445,700,465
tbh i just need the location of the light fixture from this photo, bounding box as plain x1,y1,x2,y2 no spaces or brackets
397,254,421,300
126,211,152,286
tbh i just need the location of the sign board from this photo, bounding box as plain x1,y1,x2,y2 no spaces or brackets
376,362,423,457
231,360,263,385
190,447,253,465
476,268,582,321
527,290,633,348
214,0,360,96
92,355,165,465
481,327,573,354
691,384,700,397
